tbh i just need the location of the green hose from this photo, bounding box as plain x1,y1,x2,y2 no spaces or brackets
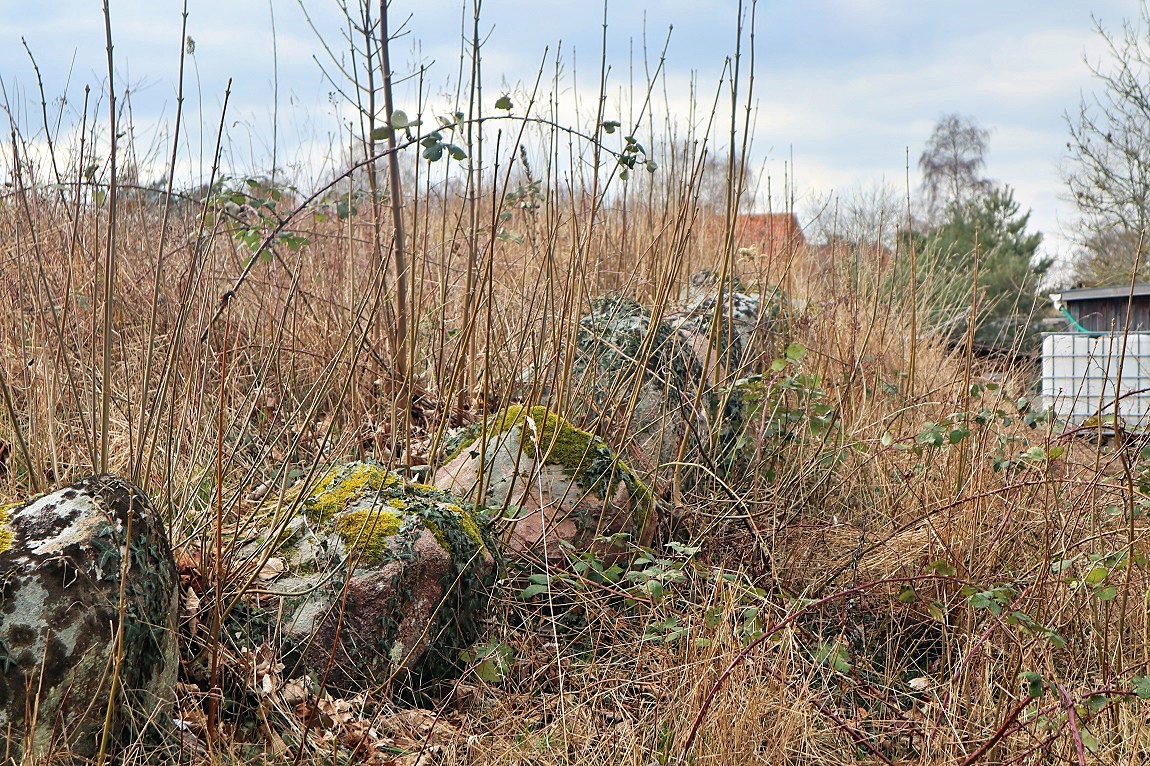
1058,305,1092,333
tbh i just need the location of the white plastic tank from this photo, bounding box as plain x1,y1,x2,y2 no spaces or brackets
1041,332,1150,426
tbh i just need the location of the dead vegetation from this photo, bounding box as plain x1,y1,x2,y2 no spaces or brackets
4,3,1150,764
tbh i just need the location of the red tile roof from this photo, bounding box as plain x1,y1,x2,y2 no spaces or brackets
735,213,805,253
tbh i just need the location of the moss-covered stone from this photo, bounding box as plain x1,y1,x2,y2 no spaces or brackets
671,277,788,376
0,476,178,761
280,462,497,690
435,406,657,561
569,295,706,474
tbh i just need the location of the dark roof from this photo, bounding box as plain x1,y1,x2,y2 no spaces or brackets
1054,284,1150,302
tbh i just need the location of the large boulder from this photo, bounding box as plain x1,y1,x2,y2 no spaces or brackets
670,271,787,383
271,461,496,691
0,475,179,760
568,294,706,473
435,405,656,562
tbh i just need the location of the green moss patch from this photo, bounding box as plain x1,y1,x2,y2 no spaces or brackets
333,508,403,565
0,502,16,555
305,461,494,563
305,460,398,523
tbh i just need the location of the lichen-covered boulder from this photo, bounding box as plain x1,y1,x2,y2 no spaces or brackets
273,462,496,691
670,271,787,383
0,475,179,760
569,294,706,473
434,405,655,562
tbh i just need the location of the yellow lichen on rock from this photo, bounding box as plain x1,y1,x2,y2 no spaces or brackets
446,503,488,554
306,462,398,522
0,502,16,555
333,508,402,565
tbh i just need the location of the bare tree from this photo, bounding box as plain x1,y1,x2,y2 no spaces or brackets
918,114,993,224
1065,5,1150,283
806,180,904,250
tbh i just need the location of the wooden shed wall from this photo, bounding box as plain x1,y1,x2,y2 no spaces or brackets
1067,296,1150,332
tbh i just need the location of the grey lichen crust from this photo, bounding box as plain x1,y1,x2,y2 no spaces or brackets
673,274,788,374
568,295,705,467
0,475,179,760
574,294,702,400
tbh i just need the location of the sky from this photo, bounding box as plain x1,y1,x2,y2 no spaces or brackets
0,0,1145,270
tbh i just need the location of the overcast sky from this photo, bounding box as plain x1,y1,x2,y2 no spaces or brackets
1,0,1144,269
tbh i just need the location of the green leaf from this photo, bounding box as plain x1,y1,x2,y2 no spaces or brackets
1084,566,1109,585
390,109,410,129
814,641,852,673
897,585,917,604
466,641,513,682
1085,693,1108,713
646,160,658,173
1132,675,1150,699
1020,671,1045,698
602,120,621,134
370,126,394,141
518,583,549,600
619,168,630,181
495,94,513,110
1095,585,1118,601
423,143,445,162
948,426,971,444
926,560,957,577
447,144,468,161
785,342,807,362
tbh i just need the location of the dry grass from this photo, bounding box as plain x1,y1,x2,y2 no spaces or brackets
5,8,1150,765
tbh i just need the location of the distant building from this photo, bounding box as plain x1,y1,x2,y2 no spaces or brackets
1050,284,1150,332
735,213,805,256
